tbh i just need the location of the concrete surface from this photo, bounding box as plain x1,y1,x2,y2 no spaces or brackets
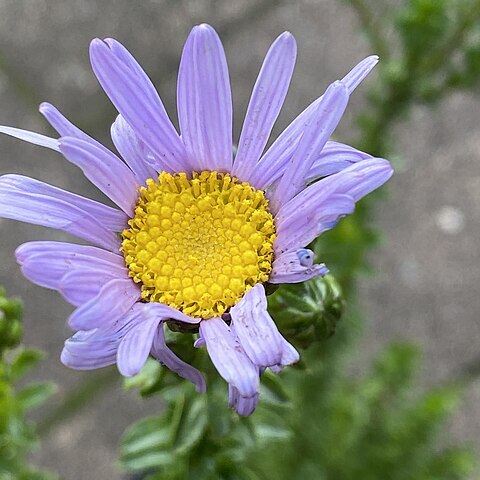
0,0,478,478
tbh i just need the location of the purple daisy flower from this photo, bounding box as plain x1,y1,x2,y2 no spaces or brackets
0,24,392,416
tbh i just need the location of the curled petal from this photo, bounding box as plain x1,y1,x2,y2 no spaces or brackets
68,279,140,330
269,249,328,284
200,317,259,398
117,313,161,377
341,55,379,93
229,385,259,417
305,141,372,183
111,115,158,184
61,305,143,370
151,324,206,393
230,284,300,368
59,267,128,307
16,241,127,306
275,193,355,254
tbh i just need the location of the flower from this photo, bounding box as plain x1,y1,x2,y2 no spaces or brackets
0,24,392,416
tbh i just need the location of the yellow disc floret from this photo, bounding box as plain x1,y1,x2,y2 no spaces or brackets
121,171,276,318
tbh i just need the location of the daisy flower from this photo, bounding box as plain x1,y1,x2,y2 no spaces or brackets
0,24,392,415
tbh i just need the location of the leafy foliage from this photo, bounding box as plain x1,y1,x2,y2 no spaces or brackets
0,287,57,480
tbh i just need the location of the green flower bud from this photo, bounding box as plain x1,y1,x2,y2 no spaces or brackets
267,275,344,348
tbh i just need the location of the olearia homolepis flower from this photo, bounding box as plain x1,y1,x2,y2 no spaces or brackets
0,24,392,415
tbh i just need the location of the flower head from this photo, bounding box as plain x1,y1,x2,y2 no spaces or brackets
0,24,392,415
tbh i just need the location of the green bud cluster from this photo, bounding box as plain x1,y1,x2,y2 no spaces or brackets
267,275,344,348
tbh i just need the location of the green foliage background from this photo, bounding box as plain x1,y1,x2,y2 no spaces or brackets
1,1,480,479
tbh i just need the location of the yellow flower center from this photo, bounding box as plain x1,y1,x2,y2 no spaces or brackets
121,171,276,319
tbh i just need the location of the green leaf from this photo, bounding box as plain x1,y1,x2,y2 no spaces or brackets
16,382,57,411
10,349,45,382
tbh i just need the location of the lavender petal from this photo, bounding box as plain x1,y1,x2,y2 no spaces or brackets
111,115,158,184
151,323,206,393
230,284,300,368
117,313,161,377
0,125,60,151
270,81,349,213
269,249,329,284
228,385,259,416
200,317,259,398
59,137,138,216
233,32,296,181
0,174,127,232
16,241,126,295
59,267,128,307
177,24,232,172
39,102,89,139
89,38,188,173
305,141,372,183
253,56,379,189
68,279,140,330
0,178,121,252
62,305,142,370
275,193,355,254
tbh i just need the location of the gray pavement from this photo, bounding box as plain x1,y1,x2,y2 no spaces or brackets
0,0,478,478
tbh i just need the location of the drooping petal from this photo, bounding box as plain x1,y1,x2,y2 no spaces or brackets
230,284,300,368
0,125,60,151
0,179,121,252
229,385,259,417
59,137,138,215
61,305,142,370
16,241,126,295
0,174,127,232
305,141,372,183
89,38,188,173
111,115,158,184
274,193,355,254
269,249,328,284
61,329,119,370
68,279,140,330
151,323,206,393
200,317,259,398
253,56,379,189
232,32,297,181
269,81,349,212
177,24,233,172
117,313,161,377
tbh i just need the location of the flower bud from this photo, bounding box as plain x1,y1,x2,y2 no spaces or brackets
267,275,344,348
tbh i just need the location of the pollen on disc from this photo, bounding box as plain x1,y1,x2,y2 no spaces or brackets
121,171,276,319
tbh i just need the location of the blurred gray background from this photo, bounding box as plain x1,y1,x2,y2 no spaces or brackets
0,0,479,478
